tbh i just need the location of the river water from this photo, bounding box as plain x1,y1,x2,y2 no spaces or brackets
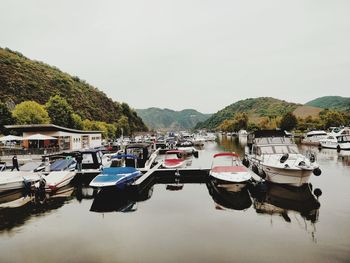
0,136,349,263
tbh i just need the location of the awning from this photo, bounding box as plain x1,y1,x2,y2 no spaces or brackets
24,133,57,140
0,135,24,141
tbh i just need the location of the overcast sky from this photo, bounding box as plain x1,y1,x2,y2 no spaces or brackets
1,0,349,113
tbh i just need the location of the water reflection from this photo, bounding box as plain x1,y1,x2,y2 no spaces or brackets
90,186,153,213
0,185,75,232
206,179,252,210
217,136,245,156
249,182,321,223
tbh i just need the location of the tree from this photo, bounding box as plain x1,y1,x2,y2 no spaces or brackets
280,112,297,131
232,113,248,131
12,101,50,124
71,113,84,130
218,119,235,132
321,110,345,128
0,103,14,134
45,95,74,127
117,116,130,136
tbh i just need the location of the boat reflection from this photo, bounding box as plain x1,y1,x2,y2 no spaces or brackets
249,182,321,223
90,185,154,213
0,185,75,232
206,179,252,211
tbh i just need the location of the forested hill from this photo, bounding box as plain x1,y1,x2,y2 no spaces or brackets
0,47,147,131
136,108,212,130
195,97,300,129
306,96,350,112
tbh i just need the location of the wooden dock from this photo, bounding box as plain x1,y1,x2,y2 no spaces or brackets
131,163,210,193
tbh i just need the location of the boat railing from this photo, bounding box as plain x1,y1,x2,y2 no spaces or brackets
0,147,61,157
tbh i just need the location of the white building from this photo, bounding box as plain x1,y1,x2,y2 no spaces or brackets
6,124,102,151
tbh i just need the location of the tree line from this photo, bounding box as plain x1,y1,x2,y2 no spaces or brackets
218,110,350,132
0,95,135,139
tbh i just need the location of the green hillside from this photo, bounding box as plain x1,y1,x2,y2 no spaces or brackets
195,97,300,129
306,96,350,111
0,47,147,132
136,108,211,130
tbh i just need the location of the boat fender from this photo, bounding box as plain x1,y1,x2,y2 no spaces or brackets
314,188,322,198
242,158,249,167
310,154,316,163
252,165,259,175
313,168,321,176
337,145,341,152
259,170,266,179
280,153,289,163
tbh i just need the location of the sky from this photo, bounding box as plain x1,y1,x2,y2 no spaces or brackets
0,0,349,113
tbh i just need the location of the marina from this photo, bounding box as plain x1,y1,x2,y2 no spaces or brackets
0,136,350,262
1,2,350,261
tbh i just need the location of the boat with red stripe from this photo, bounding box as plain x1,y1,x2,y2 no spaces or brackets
209,152,252,191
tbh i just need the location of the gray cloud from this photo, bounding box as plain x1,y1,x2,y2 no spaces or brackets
1,0,349,113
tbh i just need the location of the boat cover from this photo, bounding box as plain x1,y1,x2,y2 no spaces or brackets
50,159,76,171
102,167,139,175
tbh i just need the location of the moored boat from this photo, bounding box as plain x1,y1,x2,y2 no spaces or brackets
319,128,350,150
209,152,252,191
244,130,321,187
89,154,142,190
41,158,77,192
162,150,187,169
301,130,327,145
0,172,40,193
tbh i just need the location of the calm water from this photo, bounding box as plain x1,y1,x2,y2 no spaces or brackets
0,136,350,263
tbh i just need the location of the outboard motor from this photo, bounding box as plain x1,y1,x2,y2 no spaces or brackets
280,153,289,163
242,158,249,167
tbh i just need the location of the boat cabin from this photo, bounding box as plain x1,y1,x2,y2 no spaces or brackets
125,143,152,168
247,130,297,156
337,135,350,143
43,149,104,170
251,144,299,156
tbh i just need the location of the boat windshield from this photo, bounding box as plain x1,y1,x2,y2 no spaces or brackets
212,156,239,167
255,137,293,145
258,145,299,155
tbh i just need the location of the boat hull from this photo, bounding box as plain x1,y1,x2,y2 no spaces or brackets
44,171,76,192
320,142,350,150
89,170,141,190
0,172,40,193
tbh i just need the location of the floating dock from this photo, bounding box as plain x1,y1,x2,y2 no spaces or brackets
131,163,210,193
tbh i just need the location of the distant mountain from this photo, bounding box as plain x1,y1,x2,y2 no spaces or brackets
195,97,300,129
306,96,350,111
136,108,212,130
0,47,147,132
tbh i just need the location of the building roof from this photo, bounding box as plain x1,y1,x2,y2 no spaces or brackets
5,124,102,134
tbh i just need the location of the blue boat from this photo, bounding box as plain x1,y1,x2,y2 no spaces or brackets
89,154,142,190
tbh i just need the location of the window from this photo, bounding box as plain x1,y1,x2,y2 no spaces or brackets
82,153,94,164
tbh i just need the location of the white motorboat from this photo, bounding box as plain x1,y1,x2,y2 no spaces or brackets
162,150,187,169
244,130,321,187
41,159,77,192
301,130,327,145
205,133,217,141
0,172,41,193
238,130,248,137
192,136,205,146
209,152,252,192
319,128,350,150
